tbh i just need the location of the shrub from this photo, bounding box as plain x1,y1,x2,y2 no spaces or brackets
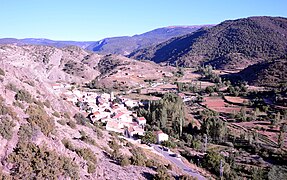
25,105,55,136
23,80,35,87
79,130,97,146
130,148,146,167
62,112,71,119
52,111,61,118
15,89,33,103
33,99,44,108
13,101,25,109
43,100,51,108
74,113,88,126
67,120,77,129
7,142,79,180
0,117,16,140
57,119,67,125
5,83,18,92
61,138,75,151
0,68,5,76
75,148,97,163
18,123,39,142
119,155,131,167
87,161,96,174
108,139,121,151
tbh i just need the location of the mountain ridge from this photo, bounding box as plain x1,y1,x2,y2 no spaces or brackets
129,16,287,69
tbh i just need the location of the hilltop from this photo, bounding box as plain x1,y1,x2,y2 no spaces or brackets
129,16,287,69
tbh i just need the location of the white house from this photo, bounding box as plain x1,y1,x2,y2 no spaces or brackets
106,120,124,134
136,117,146,126
155,131,169,144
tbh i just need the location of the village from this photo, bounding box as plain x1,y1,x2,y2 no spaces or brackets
51,83,169,144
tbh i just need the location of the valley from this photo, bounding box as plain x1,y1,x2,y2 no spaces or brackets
0,15,287,180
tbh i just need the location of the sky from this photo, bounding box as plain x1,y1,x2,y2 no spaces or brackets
0,0,286,41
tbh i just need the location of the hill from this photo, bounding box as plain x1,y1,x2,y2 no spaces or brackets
86,26,211,55
129,16,287,69
0,44,185,179
235,59,287,87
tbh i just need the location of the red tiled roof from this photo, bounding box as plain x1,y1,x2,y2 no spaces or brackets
113,112,125,119
138,117,146,121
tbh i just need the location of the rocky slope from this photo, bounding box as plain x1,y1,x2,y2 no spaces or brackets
129,16,287,70
0,45,182,179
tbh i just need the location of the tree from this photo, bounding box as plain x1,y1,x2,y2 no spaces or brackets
141,131,157,144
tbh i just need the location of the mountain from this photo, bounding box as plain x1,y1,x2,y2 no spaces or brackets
0,26,211,56
0,38,93,49
86,26,212,55
129,16,287,69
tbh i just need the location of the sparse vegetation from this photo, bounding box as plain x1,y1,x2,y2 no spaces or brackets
25,105,55,136
0,68,5,76
15,89,33,103
7,142,79,179
0,116,16,140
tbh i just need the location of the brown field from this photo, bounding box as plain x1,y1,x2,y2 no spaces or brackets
224,96,249,105
201,96,243,113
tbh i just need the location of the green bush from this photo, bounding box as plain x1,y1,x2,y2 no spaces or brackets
15,89,33,103
25,105,55,136
0,117,16,140
7,142,79,180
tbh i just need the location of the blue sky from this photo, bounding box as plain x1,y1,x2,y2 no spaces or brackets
1,0,286,41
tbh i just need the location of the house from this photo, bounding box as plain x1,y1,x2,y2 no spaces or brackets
52,83,63,90
124,100,138,108
106,121,124,134
112,112,133,123
136,117,146,126
125,126,145,137
155,131,169,144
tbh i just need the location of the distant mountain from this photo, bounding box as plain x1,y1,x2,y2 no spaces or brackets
86,26,211,55
129,16,287,69
0,38,93,49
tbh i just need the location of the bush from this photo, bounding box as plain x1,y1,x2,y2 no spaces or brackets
62,112,71,119
119,155,131,167
13,101,25,109
25,105,55,136
0,68,5,76
79,130,97,146
52,111,61,118
87,161,96,174
43,100,51,108
62,138,75,151
74,113,88,126
15,89,33,103
7,142,79,180
67,120,77,129
57,119,66,125
0,117,16,140
75,148,97,164
161,140,176,148
18,123,39,142
5,83,18,92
